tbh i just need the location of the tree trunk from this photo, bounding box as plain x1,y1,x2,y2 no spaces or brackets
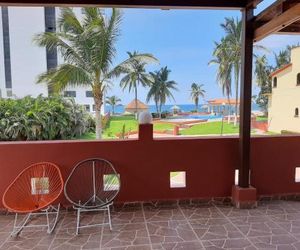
155,100,159,115
94,96,102,139
135,86,138,120
195,97,199,112
234,63,240,126
159,103,162,118
227,96,231,124
112,105,114,115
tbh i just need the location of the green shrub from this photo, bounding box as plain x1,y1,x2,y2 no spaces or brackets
151,113,159,118
161,111,171,119
0,95,93,141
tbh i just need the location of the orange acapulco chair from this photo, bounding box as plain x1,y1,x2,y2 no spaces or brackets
2,162,64,236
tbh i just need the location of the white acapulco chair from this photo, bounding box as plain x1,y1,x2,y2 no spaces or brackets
64,158,121,235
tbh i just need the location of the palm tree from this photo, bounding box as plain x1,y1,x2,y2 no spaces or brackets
220,17,241,123
254,55,272,114
120,51,158,118
34,7,140,139
209,40,232,101
190,83,205,112
147,67,178,117
255,55,271,87
146,72,160,114
275,49,290,69
106,95,121,115
274,44,300,69
210,17,265,125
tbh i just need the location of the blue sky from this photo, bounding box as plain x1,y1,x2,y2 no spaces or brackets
5,2,299,105
105,0,300,105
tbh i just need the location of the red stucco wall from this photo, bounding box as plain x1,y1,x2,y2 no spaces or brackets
0,125,299,208
251,136,300,195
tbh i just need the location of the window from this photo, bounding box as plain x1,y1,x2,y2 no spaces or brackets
296,168,300,182
235,169,239,185
297,73,300,86
31,177,49,195
103,174,120,191
86,91,93,97
170,171,186,188
84,105,90,112
295,108,299,117
64,91,76,97
92,105,96,111
273,77,277,88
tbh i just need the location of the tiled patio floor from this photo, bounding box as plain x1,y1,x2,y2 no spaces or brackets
1,200,300,249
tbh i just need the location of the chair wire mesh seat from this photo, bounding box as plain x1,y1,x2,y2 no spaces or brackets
2,162,63,236
64,158,121,234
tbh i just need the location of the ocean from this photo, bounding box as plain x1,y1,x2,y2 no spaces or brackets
105,103,261,114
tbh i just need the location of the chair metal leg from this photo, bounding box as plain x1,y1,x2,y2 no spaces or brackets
10,204,61,237
46,208,50,233
107,204,112,231
76,208,81,235
47,204,60,234
73,203,113,234
11,213,31,237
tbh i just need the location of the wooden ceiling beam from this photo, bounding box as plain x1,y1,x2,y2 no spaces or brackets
0,0,248,9
277,22,300,34
246,0,262,8
254,2,300,41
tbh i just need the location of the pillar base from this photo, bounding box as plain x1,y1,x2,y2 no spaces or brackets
231,185,257,209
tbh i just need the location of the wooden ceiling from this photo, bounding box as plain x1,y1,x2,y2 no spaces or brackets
254,0,300,41
0,0,299,41
0,0,259,8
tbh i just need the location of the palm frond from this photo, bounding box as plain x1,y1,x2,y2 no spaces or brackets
58,8,84,35
37,64,91,93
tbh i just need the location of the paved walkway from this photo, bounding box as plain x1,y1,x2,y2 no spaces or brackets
1,200,300,249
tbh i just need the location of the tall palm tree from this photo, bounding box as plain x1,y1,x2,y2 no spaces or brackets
120,51,158,118
209,40,232,101
190,83,205,112
220,17,241,122
210,17,265,125
106,95,121,115
255,55,271,87
146,72,160,114
34,7,139,139
254,55,272,114
147,67,178,117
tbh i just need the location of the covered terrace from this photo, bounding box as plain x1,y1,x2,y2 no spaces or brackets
1,0,300,249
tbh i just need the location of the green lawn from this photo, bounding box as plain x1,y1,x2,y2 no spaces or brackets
180,121,239,135
103,115,137,138
77,132,97,140
256,116,268,122
77,116,241,139
78,115,175,139
153,123,174,131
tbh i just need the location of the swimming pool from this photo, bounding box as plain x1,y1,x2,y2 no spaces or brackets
169,114,222,120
